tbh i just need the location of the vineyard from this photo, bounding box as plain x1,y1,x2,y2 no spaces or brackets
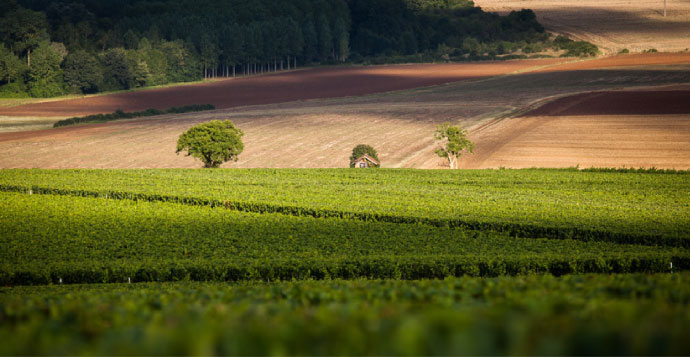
1,168,689,354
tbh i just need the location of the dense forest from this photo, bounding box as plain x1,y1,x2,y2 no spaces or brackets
0,0,567,98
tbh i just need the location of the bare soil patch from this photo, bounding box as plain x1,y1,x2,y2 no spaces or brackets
0,59,563,118
536,53,690,72
525,90,690,116
474,0,690,55
1,59,690,170
463,114,690,170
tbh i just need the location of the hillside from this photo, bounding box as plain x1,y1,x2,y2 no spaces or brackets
474,0,690,55
1,53,689,170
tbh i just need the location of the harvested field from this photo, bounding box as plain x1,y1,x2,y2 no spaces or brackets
474,0,690,55
1,56,689,170
0,59,563,118
525,90,690,116
463,114,690,170
465,87,690,169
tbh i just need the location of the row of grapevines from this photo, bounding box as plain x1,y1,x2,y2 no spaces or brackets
2,168,687,244
2,192,686,285
2,274,689,355
0,169,690,240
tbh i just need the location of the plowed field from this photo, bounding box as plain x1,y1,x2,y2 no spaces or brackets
464,88,690,169
1,54,690,170
524,90,690,116
0,59,562,118
474,0,690,55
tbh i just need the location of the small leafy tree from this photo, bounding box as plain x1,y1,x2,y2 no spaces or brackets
176,120,244,168
434,123,474,169
349,144,380,168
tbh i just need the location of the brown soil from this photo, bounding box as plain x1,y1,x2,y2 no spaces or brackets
474,0,690,55
1,57,690,170
0,59,563,118
536,53,690,72
463,113,690,170
465,86,690,170
524,90,690,116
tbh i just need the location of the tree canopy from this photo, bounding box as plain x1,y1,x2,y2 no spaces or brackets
176,120,244,168
0,0,567,98
434,123,474,169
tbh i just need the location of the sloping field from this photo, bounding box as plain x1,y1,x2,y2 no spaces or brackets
463,85,690,169
474,0,690,55
525,89,690,116
0,55,689,169
465,113,690,169
0,59,562,118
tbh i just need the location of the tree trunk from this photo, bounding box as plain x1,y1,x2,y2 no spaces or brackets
294,56,297,69
27,48,31,67
233,65,236,77
287,56,290,70
448,155,458,169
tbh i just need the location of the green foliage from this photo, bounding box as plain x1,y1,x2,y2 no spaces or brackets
0,273,690,355
62,50,102,93
618,48,630,54
1,168,689,247
1,165,689,354
176,120,244,168
25,41,65,97
1,191,687,285
99,48,134,91
1,275,690,355
0,44,25,84
0,81,28,98
434,122,474,169
349,144,380,168
553,35,599,57
0,6,48,64
52,104,215,128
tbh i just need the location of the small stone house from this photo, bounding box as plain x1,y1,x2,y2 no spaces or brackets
352,154,380,168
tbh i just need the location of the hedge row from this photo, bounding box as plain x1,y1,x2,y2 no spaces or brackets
1,184,687,248
2,254,687,286
53,104,215,128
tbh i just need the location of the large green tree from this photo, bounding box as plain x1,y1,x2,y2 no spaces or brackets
25,41,65,97
434,122,474,169
100,48,134,91
0,7,49,67
0,44,24,84
62,50,102,93
176,120,244,168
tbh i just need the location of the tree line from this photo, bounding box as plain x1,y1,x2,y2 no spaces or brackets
0,0,549,98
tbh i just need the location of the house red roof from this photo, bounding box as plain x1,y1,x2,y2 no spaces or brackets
354,154,380,166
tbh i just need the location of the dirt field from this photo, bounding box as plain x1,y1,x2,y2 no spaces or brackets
463,113,690,169
524,90,690,116
474,0,690,55
1,54,689,170
0,59,563,118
